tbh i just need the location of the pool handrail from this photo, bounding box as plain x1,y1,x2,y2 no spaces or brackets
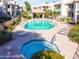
51,34,56,44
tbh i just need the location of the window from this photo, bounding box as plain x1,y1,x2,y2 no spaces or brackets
77,15,79,19
8,5,10,8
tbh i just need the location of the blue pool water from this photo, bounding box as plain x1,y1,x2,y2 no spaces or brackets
24,20,54,30
21,40,59,59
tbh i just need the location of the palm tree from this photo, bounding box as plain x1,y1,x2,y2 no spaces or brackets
25,1,31,15
44,9,61,19
36,13,41,18
21,10,27,16
44,10,53,18
52,11,60,19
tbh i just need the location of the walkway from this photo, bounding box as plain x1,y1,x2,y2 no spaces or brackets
0,32,43,59
0,19,78,59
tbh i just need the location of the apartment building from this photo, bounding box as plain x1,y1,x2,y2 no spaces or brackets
31,3,52,18
6,0,21,18
0,0,21,18
73,0,79,22
32,0,79,22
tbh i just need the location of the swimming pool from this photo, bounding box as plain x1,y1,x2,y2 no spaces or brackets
24,20,54,30
21,40,59,59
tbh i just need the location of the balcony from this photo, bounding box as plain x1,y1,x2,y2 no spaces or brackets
54,8,61,12
66,4,73,12
54,4,61,12
54,7,61,12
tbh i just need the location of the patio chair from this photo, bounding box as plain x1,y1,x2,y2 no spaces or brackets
58,28,69,35
58,31,68,35
59,29,68,32
63,24,72,28
58,24,72,35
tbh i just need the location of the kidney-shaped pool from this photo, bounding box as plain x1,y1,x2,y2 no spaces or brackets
21,40,59,59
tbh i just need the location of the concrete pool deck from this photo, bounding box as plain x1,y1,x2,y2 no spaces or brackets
13,19,78,59
0,19,78,59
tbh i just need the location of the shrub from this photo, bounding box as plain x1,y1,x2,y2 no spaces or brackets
23,15,31,19
31,50,64,59
68,25,79,43
65,17,72,23
77,20,79,24
5,18,21,32
21,11,27,17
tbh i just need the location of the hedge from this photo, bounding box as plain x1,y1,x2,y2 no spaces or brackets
23,16,32,19
31,50,64,59
68,25,79,43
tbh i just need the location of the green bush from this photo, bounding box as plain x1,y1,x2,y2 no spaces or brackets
6,18,21,32
21,11,27,16
68,25,79,43
31,50,64,59
77,20,79,24
23,16,31,19
66,17,72,23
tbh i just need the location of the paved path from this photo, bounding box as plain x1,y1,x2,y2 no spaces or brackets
0,31,43,59
0,20,78,59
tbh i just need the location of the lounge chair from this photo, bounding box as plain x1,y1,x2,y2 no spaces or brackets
58,28,69,35
59,29,68,32
58,31,68,35
63,24,72,28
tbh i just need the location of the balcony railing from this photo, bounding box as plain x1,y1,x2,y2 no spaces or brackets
54,8,61,12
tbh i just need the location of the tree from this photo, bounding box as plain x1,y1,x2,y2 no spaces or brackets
52,11,60,19
21,10,27,16
52,11,60,16
44,10,60,19
45,10,53,17
25,1,31,15
36,13,41,18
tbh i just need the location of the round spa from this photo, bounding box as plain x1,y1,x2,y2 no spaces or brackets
24,20,54,30
21,40,59,59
